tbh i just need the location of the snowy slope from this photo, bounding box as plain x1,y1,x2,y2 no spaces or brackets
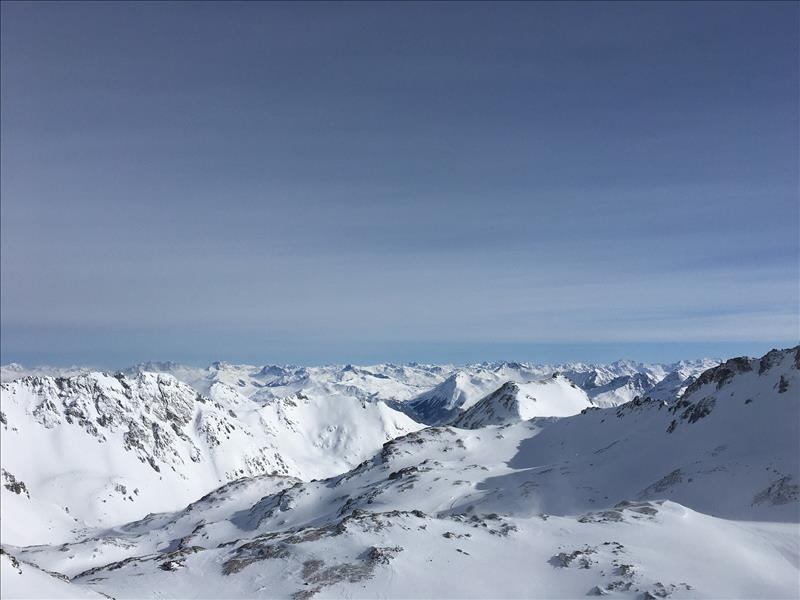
0,372,421,544
14,498,798,600
4,347,797,599
1,550,104,599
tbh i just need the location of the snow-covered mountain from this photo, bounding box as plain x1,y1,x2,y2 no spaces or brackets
121,361,451,404
0,371,421,545
0,353,735,548
558,360,666,391
404,370,497,424
2,357,721,412
4,357,666,547
555,360,715,408
581,372,658,407
2,347,796,599
644,358,721,402
451,375,591,428
401,358,721,421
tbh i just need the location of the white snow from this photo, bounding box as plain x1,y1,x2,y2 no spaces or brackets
0,347,796,599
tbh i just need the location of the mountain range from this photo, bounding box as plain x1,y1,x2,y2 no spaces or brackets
1,348,797,599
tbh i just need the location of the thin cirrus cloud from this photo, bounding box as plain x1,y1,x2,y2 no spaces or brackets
1,1,797,367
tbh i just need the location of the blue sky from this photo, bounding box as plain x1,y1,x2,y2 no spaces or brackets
1,1,797,367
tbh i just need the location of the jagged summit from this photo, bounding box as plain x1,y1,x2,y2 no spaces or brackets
452,376,592,429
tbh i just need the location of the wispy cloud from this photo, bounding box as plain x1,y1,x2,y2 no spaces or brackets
1,1,797,364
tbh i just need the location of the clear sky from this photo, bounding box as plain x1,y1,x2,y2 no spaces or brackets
1,1,798,367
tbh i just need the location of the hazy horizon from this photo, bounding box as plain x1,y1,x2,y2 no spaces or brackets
1,340,795,371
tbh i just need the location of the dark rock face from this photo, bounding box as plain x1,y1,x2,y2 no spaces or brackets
364,545,403,565
222,509,420,581
667,385,718,433
388,466,420,481
759,349,785,375
683,356,753,396
549,546,597,569
683,346,797,396
668,346,798,433
451,382,520,429
1,468,29,498
638,471,683,499
586,585,607,596
752,476,800,506
615,396,666,419
0,548,22,573
5,373,205,473
579,501,662,523
679,397,716,424
75,546,205,580
547,539,693,599
222,540,291,575
220,511,411,599
0,371,285,482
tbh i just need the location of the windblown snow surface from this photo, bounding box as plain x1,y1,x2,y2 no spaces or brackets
1,348,798,599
